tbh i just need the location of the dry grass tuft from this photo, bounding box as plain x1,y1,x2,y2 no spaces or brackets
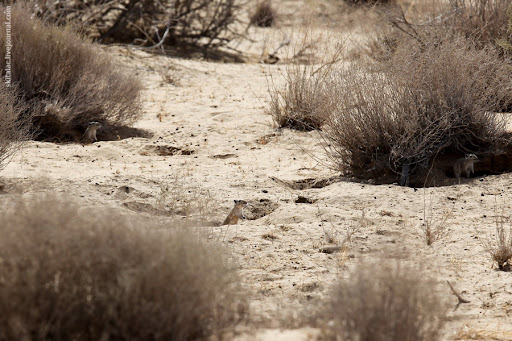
485,208,512,271
268,64,333,131
0,84,31,171
266,32,344,131
421,192,454,245
0,5,142,141
323,34,512,182
0,195,247,340
319,262,448,341
250,1,276,27
155,173,215,220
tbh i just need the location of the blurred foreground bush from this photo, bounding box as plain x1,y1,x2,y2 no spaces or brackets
0,196,247,340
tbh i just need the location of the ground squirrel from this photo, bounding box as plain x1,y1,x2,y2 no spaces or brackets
453,154,478,180
83,121,101,144
222,200,247,225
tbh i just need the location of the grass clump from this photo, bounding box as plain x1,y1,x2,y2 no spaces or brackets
267,33,344,131
485,209,512,271
0,5,142,141
323,34,511,182
250,1,276,27
268,65,334,131
0,196,247,340
0,84,31,171
320,262,447,341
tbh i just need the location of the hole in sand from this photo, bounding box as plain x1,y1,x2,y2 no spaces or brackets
123,201,172,217
245,199,279,220
295,196,315,204
271,175,342,190
139,145,194,156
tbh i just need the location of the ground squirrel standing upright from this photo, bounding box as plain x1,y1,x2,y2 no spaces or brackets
83,121,101,144
453,154,478,180
222,200,248,225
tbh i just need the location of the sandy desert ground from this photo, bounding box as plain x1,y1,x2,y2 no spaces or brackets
1,1,512,340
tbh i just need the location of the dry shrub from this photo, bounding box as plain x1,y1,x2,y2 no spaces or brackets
320,262,447,341
268,65,334,131
156,173,215,219
267,33,344,131
0,84,31,171
0,5,142,141
375,0,512,55
250,1,276,27
485,208,512,271
323,35,512,182
0,196,247,340
443,0,511,49
25,0,244,49
421,192,454,245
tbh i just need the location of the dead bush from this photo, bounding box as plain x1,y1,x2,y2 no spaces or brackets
24,0,244,49
0,84,31,171
250,1,276,27
323,35,512,182
374,0,512,56
0,5,142,141
320,262,447,341
0,196,247,340
268,65,334,131
443,0,511,50
267,33,344,131
484,208,512,271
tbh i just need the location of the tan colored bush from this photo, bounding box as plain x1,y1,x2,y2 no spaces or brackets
0,84,31,170
321,262,447,341
0,196,247,340
323,35,512,181
268,65,334,131
0,5,142,141
373,0,512,56
443,0,511,50
267,33,344,131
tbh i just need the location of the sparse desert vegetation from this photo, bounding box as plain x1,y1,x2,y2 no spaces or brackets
2,0,512,340
0,196,246,340
0,84,31,170
0,4,142,141
485,207,512,271
25,0,245,49
319,262,448,341
323,34,512,183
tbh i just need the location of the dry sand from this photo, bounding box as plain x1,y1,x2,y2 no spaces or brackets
2,1,512,340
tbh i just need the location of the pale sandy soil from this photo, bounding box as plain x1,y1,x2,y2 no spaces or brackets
2,1,512,340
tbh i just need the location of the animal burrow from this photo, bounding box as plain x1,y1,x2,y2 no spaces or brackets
139,144,193,156
295,196,315,204
244,199,279,220
271,175,342,190
123,201,172,217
